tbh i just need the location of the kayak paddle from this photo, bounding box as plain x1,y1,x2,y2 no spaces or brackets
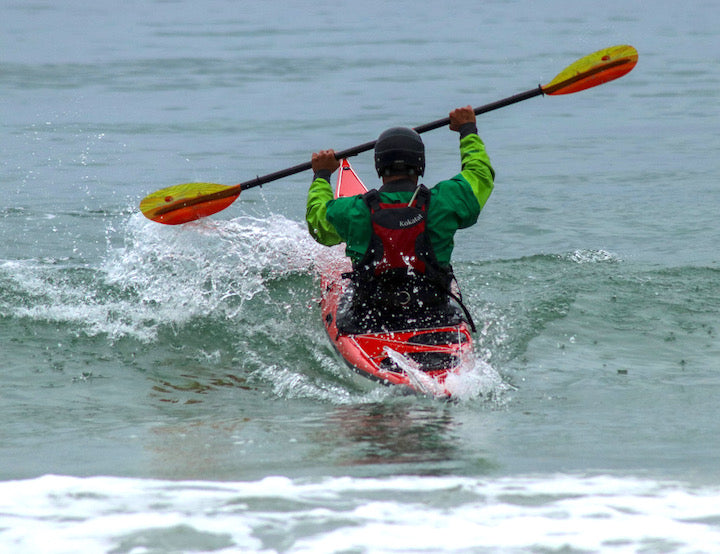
140,44,638,225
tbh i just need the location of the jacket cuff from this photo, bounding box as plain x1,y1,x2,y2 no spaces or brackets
458,122,478,139
313,169,333,182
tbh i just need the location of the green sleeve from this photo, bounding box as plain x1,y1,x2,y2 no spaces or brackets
459,132,495,211
305,177,343,246
425,132,495,266
326,196,372,262
429,132,495,230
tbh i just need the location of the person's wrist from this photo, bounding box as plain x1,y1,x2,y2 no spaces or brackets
458,121,478,138
314,169,332,181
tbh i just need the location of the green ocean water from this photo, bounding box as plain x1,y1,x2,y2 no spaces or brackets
2,0,720,551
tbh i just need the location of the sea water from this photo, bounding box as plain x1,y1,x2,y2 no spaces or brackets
2,0,720,551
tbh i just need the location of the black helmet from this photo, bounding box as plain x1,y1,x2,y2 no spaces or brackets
374,127,425,177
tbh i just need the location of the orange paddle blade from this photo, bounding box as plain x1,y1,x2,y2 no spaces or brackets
542,45,638,95
139,182,240,225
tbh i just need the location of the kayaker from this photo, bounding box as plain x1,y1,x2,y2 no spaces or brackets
306,105,494,333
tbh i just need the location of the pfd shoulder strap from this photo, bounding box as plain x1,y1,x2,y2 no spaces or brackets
363,189,381,212
412,185,430,210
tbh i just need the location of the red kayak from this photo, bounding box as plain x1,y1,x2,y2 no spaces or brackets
318,159,475,397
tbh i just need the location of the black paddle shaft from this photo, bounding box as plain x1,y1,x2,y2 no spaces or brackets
238,85,543,192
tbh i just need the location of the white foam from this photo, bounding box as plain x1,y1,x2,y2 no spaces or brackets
2,474,720,553
383,347,447,397
443,356,514,403
383,347,512,402
3,213,324,342
566,249,621,264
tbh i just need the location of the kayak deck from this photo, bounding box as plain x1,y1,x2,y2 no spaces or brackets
320,260,473,394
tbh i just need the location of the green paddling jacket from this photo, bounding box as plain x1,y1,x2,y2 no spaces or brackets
306,127,494,268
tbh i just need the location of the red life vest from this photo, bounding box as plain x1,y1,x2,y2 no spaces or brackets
343,184,476,333
362,186,432,276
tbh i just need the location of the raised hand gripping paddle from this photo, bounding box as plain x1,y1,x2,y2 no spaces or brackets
140,44,638,225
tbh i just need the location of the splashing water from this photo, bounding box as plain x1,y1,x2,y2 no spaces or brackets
105,212,320,296
383,347,447,397
383,347,511,402
443,357,514,403
3,212,323,342
2,209,513,404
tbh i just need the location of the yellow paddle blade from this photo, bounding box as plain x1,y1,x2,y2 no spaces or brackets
139,182,240,225
542,45,638,95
